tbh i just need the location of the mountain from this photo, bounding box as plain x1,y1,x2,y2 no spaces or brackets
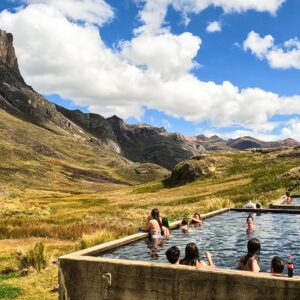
0,28,299,175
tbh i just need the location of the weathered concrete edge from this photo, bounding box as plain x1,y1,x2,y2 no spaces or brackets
60,208,229,259
231,207,300,213
272,195,300,206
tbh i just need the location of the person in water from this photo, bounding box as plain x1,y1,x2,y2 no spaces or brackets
146,208,167,238
162,217,171,236
246,214,255,233
271,256,285,274
180,242,215,268
181,218,189,232
237,238,261,272
190,212,203,224
166,246,180,264
283,192,292,204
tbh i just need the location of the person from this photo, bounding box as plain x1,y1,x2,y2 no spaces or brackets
166,246,180,264
242,201,256,209
246,214,255,233
180,242,215,268
190,212,203,225
181,218,189,232
237,238,261,272
146,208,168,238
256,203,262,209
271,256,285,274
283,192,292,204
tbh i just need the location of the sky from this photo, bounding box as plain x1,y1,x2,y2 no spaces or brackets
0,0,299,140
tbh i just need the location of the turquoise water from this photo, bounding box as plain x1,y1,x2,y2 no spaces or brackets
98,211,300,274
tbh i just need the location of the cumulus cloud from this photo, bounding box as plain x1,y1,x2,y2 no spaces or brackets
244,31,300,70
0,0,299,141
136,0,285,34
206,21,221,33
281,119,300,140
22,0,114,26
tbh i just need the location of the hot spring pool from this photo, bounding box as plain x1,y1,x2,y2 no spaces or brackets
99,211,300,274
291,197,300,205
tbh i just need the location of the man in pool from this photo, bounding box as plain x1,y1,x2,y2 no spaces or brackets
283,192,292,204
271,256,285,274
181,218,189,233
246,214,255,233
166,246,180,264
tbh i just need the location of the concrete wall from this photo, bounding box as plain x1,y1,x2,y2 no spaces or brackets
59,208,300,300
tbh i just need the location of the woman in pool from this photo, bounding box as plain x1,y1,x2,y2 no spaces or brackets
190,212,203,225
146,208,169,238
246,214,255,233
237,238,261,272
180,242,215,268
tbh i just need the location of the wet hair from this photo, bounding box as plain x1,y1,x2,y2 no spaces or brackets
181,218,189,226
246,214,254,222
151,208,163,230
180,242,200,266
166,246,180,264
271,256,285,274
242,238,261,265
193,213,201,219
162,217,169,228
256,203,262,209
286,191,290,197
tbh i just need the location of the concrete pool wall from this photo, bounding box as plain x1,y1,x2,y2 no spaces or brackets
59,208,300,300
270,195,300,210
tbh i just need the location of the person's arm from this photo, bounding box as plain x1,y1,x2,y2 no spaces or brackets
205,251,215,267
145,218,152,231
250,258,260,272
191,217,203,224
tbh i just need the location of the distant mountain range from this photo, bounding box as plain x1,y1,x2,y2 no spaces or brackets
0,29,299,170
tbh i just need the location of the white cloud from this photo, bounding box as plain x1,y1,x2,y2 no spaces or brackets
281,118,300,140
119,32,201,79
0,0,299,141
244,32,300,70
206,21,221,33
22,0,114,26
136,0,285,34
243,31,274,58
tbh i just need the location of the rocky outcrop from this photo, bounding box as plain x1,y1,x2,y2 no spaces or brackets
164,155,216,186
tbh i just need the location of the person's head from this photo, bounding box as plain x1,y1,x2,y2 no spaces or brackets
183,242,200,266
286,191,290,197
151,208,160,220
271,256,285,274
193,213,201,220
181,218,189,226
247,238,261,255
162,217,169,228
166,246,180,264
256,203,262,209
246,214,254,223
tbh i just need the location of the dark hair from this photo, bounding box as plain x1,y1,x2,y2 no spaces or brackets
242,238,261,265
256,203,262,209
162,217,169,228
151,208,163,230
193,213,201,219
166,246,180,264
271,256,285,274
246,214,254,222
181,218,189,226
286,191,290,197
180,242,200,266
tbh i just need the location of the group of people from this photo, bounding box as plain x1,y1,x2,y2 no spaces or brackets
145,208,287,275
282,192,292,204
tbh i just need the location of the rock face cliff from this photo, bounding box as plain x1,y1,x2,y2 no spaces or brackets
0,29,299,171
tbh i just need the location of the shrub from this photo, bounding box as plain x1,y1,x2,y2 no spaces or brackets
16,242,48,272
0,283,22,298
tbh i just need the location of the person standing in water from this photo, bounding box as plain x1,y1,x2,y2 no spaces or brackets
146,208,169,238
246,214,255,233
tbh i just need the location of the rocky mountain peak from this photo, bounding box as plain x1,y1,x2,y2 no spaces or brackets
0,29,22,79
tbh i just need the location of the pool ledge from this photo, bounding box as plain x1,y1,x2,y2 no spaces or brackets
270,195,300,210
59,207,300,300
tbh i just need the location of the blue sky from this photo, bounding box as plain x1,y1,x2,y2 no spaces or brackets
0,0,299,140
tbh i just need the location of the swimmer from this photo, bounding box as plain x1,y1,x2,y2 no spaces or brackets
162,217,171,236
246,214,255,233
181,218,189,232
166,246,180,264
180,242,215,268
237,238,261,272
146,208,163,238
271,256,285,275
190,212,203,225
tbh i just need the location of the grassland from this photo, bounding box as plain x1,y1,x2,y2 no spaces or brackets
0,109,299,299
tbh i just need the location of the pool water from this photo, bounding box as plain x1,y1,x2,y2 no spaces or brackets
291,197,300,205
99,211,300,274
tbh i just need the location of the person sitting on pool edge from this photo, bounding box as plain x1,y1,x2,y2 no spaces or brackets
246,214,255,233
181,218,189,233
180,242,215,268
271,256,285,275
237,238,261,272
166,246,180,264
190,212,203,225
